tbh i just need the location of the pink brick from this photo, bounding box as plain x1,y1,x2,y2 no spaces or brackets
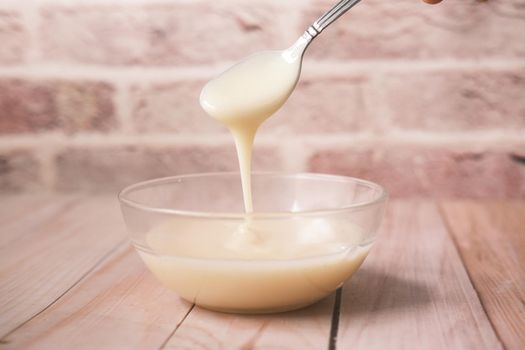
379,70,525,132
303,0,525,60
0,148,42,192
40,3,289,65
0,79,57,133
0,11,27,64
55,144,283,192
260,75,371,135
130,82,226,134
54,81,116,133
0,79,116,134
308,144,525,198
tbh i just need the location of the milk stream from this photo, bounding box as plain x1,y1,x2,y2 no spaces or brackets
200,51,301,212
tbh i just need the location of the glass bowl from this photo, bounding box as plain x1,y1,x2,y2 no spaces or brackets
118,172,387,314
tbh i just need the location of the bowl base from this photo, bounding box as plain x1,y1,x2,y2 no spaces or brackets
190,299,322,315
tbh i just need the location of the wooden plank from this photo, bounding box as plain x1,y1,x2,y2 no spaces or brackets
440,200,525,350
0,196,126,336
337,201,501,350
0,194,79,248
0,194,60,233
2,244,193,350
165,295,335,349
0,195,51,227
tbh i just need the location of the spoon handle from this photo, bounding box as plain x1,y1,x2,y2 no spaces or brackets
307,0,363,39
283,0,363,61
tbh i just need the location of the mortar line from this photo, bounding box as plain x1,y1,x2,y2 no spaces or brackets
1,131,525,148
0,59,524,82
114,81,134,134
18,1,40,64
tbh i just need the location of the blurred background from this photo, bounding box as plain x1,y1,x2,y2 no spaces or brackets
0,0,523,197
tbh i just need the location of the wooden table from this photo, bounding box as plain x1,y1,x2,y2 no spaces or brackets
0,195,523,350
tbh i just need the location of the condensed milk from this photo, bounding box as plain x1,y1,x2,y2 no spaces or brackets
139,217,370,312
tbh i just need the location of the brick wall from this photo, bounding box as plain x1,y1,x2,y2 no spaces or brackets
0,0,524,197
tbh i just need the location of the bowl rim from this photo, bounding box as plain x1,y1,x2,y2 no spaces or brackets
118,172,388,219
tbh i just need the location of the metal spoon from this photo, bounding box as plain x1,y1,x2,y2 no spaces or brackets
283,0,363,62
201,0,364,124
